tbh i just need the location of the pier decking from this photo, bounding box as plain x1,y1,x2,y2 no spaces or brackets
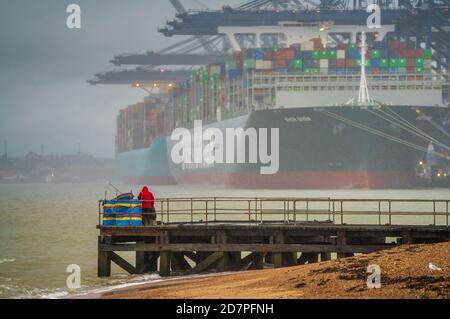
97,197,449,277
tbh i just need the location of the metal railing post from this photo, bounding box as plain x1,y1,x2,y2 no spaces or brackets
255,198,258,221
260,199,263,224
332,200,335,222
328,198,331,221
248,200,251,222
340,201,343,224
378,201,381,225
191,198,194,224
167,199,170,224
433,200,436,226
306,200,309,222
446,200,449,228
388,201,391,225
213,197,217,222
161,200,164,224
294,200,297,225
98,200,101,226
287,200,290,223
205,200,208,224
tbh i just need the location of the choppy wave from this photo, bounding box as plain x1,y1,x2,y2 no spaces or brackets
0,259,15,265
68,273,162,298
0,273,163,299
0,284,68,299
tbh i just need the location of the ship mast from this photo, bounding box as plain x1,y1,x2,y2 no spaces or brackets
358,31,372,105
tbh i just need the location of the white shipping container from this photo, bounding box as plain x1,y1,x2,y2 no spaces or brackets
337,50,346,59
263,60,273,69
209,65,222,75
301,41,314,51
423,59,432,68
320,59,329,68
256,60,273,69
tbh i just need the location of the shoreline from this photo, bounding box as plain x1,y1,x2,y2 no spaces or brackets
69,272,241,299
82,242,449,299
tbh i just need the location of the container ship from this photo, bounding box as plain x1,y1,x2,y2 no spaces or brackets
115,31,450,188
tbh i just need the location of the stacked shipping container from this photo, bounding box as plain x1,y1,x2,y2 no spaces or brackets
115,97,167,153
222,39,433,77
117,39,436,153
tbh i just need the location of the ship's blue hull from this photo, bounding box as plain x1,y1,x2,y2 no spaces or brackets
116,136,175,185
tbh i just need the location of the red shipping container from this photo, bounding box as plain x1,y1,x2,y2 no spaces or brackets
398,48,409,58
264,51,274,60
407,58,415,67
413,49,424,58
390,40,407,49
399,49,423,58
365,50,371,59
407,66,415,73
372,67,380,74
312,38,323,49
345,59,355,68
314,43,324,50
275,48,295,60
338,43,348,50
336,59,346,67
273,60,287,68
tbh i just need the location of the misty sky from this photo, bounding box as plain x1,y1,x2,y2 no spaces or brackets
0,0,237,158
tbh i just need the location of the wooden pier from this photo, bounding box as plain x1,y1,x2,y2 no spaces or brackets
97,197,449,277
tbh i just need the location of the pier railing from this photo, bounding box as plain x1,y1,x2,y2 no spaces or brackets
98,197,450,227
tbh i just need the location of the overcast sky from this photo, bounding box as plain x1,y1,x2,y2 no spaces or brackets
0,0,236,158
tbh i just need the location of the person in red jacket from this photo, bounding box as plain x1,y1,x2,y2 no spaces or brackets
138,186,155,226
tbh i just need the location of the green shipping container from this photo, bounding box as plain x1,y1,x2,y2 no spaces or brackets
199,70,208,80
423,49,432,59
226,61,237,70
312,51,321,60
389,58,399,67
304,68,320,74
371,49,380,58
244,59,256,69
398,58,407,67
327,50,337,59
293,59,302,69
416,67,423,73
356,59,372,67
380,58,389,67
415,58,423,67
348,43,357,50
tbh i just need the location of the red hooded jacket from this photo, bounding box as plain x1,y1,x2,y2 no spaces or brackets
138,186,155,209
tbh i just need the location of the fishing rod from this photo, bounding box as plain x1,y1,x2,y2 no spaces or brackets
106,181,122,194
